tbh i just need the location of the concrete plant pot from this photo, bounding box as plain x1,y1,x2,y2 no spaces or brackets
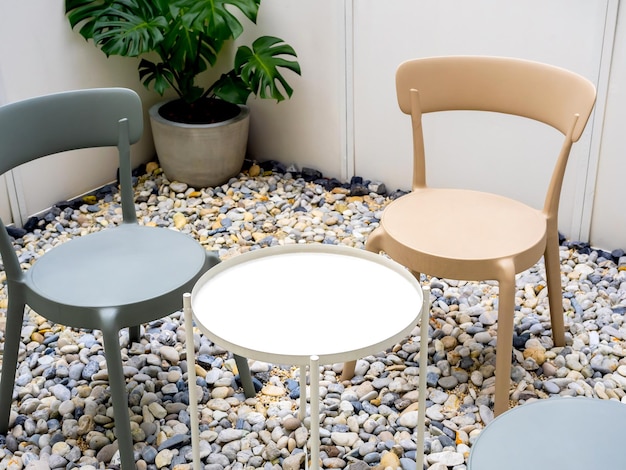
149,101,250,188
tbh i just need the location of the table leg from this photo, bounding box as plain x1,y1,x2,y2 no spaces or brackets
183,293,201,470
417,287,430,470
310,355,320,470
299,364,307,421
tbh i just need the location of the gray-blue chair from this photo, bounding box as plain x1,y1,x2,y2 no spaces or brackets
0,88,253,469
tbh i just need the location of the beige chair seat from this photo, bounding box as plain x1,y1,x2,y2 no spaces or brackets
379,188,547,280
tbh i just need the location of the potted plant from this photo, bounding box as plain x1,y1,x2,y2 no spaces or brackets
65,0,301,187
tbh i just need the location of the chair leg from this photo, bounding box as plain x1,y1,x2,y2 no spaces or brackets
341,270,423,383
494,266,516,417
234,354,255,398
340,360,356,381
340,232,387,381
544,232,566,347
0,294,25,434
101,320,135,469
128,325,141,344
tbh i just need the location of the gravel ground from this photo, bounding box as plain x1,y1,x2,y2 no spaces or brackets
0,160,625,470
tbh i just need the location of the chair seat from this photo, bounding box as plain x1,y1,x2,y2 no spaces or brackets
378,188,548,280
25,224,208,328
467,397,626,470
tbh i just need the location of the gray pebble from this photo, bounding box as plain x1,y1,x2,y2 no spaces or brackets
438,376,459,390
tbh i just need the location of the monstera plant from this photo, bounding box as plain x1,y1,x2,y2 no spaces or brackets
66,0,301,186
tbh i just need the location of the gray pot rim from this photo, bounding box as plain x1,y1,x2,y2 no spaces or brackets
148,100,250,129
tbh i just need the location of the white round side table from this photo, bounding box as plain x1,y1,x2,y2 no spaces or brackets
184,244,429,470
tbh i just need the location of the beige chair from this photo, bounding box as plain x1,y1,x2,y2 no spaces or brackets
345,56,596,416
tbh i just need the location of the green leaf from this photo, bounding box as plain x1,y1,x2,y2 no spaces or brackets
65,0,112,40
178,0,260,42
138,58,174,95
93,7,168,57
236,36,301,102
212,72,253,104
160,23,200,70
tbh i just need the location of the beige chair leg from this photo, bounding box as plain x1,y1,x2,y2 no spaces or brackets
342,229,385,381
544,231,566,347
340,267,423,382
340,360,356,381
494,264,516,417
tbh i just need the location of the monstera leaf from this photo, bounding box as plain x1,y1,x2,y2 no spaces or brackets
235,36,301,102
211,36,301,104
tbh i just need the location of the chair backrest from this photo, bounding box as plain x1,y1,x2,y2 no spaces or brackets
396,56,597,215
0,88,144,279
0,87,143,175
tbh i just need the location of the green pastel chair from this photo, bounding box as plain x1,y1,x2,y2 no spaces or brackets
468,397,626,469
0,88,253,469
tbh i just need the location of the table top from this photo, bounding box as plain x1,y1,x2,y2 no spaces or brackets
467,397,626,470
191,244,424,365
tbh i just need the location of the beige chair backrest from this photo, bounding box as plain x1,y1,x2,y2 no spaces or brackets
396,56,597,218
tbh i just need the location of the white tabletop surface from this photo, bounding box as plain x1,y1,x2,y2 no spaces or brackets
191,244,423,365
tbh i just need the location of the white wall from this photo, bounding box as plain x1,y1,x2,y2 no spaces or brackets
243,0,347,180
590,3,626,251
0,0,155,223
1,1,626,251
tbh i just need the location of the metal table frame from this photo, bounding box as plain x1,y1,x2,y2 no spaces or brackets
184,244,430,470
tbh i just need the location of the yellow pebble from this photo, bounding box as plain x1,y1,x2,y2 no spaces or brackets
335,203,348,213
155,431,168,446
172,212,187,229
146,161,159,174
200,207,218,217
82,195,97,204
194,364,208,378
375,451,400,470
31,332,44,343
248,164,261,177
252,232,267,242
261,385,286,397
